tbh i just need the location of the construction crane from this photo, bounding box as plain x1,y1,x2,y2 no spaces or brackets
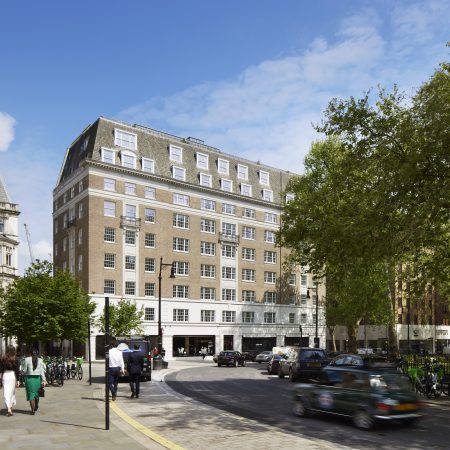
24,223,35,264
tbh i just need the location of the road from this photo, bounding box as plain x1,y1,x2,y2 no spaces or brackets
164,361,450,450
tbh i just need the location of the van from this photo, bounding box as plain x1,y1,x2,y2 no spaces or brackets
115,335,152,381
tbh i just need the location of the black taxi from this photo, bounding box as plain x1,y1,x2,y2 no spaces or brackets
292,366,422,430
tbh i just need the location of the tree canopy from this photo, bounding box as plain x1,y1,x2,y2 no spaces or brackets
95,298,144,337
0,260,95,345
279,60,449,351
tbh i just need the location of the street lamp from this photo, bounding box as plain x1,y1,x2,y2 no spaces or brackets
158,257,175,356
307,282,319,348
298,325,303,347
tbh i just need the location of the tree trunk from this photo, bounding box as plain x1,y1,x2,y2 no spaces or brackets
347,323,359,353
327,325,337,352
387,263,399,356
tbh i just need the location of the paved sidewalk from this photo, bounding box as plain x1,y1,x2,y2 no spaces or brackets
0,357,365,450
0,364,158,450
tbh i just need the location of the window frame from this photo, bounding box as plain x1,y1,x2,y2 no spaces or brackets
199,173,212,187
169,144,183,163
259,170,270,186
101,147,115,164
115,128,137,150
196,152,209,170
142,158,155,174
217,158,229,175
172,166,186,181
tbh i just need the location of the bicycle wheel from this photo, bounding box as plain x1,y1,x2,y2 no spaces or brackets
77,366,83,380
71,367,77,378
49,367,55,385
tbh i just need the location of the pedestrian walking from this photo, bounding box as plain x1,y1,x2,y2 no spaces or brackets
21,348,46,415
127,343,144,399
0,345,20,416
108,339,124,401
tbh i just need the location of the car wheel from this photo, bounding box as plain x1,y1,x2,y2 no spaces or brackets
353,410,374,430
278,367,285,379
293,398,308,417
234,360,237,367
404,417,419,427
267,367,271,374
218,363,221,367
289,369,297,383
241,360,245,367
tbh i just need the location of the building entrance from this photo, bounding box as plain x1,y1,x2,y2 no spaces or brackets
172,336,215,356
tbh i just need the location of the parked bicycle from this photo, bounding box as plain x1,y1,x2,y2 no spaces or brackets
69,356,84,380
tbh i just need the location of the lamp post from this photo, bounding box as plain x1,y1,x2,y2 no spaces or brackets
88,316,92,386
104,296,110,431
158,257,175,356
299,325,303,347
307,282,319,348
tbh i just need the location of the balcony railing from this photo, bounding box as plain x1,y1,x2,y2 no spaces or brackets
120,216,141,230
219,232,240,245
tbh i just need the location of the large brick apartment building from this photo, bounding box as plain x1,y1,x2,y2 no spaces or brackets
53,117,325,359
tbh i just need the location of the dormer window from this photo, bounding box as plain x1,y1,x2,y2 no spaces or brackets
286,193,295,203
218,158,229,175
259,170,270,186
0,218,4,233
81,136,90,151
170,144,183,163
114,129,137,150
241,183,252,197
142,158,155,173
172,166,186,181
262,189,273,202
197,152,209,170
101,148,115,164
121,151,136,169
237,164,248,180
221,178,233,192
199,173,212,187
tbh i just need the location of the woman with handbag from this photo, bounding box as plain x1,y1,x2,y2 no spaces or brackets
21,348,46,415
0,345,20,416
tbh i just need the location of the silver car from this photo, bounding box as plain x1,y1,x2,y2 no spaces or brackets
255,351,273,363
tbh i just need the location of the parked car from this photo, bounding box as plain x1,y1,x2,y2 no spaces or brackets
255,351,273,363
279,347,329,382
267,354,285,374
217,351,246,367
292,366,422,430
328,353,393,370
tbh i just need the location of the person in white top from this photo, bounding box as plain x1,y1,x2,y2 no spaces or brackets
108,339,124,401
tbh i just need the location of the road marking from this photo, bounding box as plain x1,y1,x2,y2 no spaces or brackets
110,401,186,450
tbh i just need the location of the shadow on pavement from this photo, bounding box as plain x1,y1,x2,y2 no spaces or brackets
40,419,104,430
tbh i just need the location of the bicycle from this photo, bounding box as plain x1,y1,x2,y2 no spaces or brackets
70,356,84,380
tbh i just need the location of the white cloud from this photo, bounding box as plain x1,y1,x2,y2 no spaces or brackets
0,112,16,151
119,2,448,174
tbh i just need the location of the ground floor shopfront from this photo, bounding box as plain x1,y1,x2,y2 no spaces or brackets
88,295,327,360
329,324,450,354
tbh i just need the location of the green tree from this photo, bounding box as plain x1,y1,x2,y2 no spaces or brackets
279,60,449,353
0,260,95,346
95,298,144,337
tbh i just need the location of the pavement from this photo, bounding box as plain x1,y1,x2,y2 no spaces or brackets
0,357,385,450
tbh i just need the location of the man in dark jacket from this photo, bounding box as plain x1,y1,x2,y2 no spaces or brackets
127,343,144,398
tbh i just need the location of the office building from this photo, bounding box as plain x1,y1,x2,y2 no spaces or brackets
53,117,326,359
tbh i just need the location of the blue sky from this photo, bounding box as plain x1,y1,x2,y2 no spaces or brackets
0,0,449,272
